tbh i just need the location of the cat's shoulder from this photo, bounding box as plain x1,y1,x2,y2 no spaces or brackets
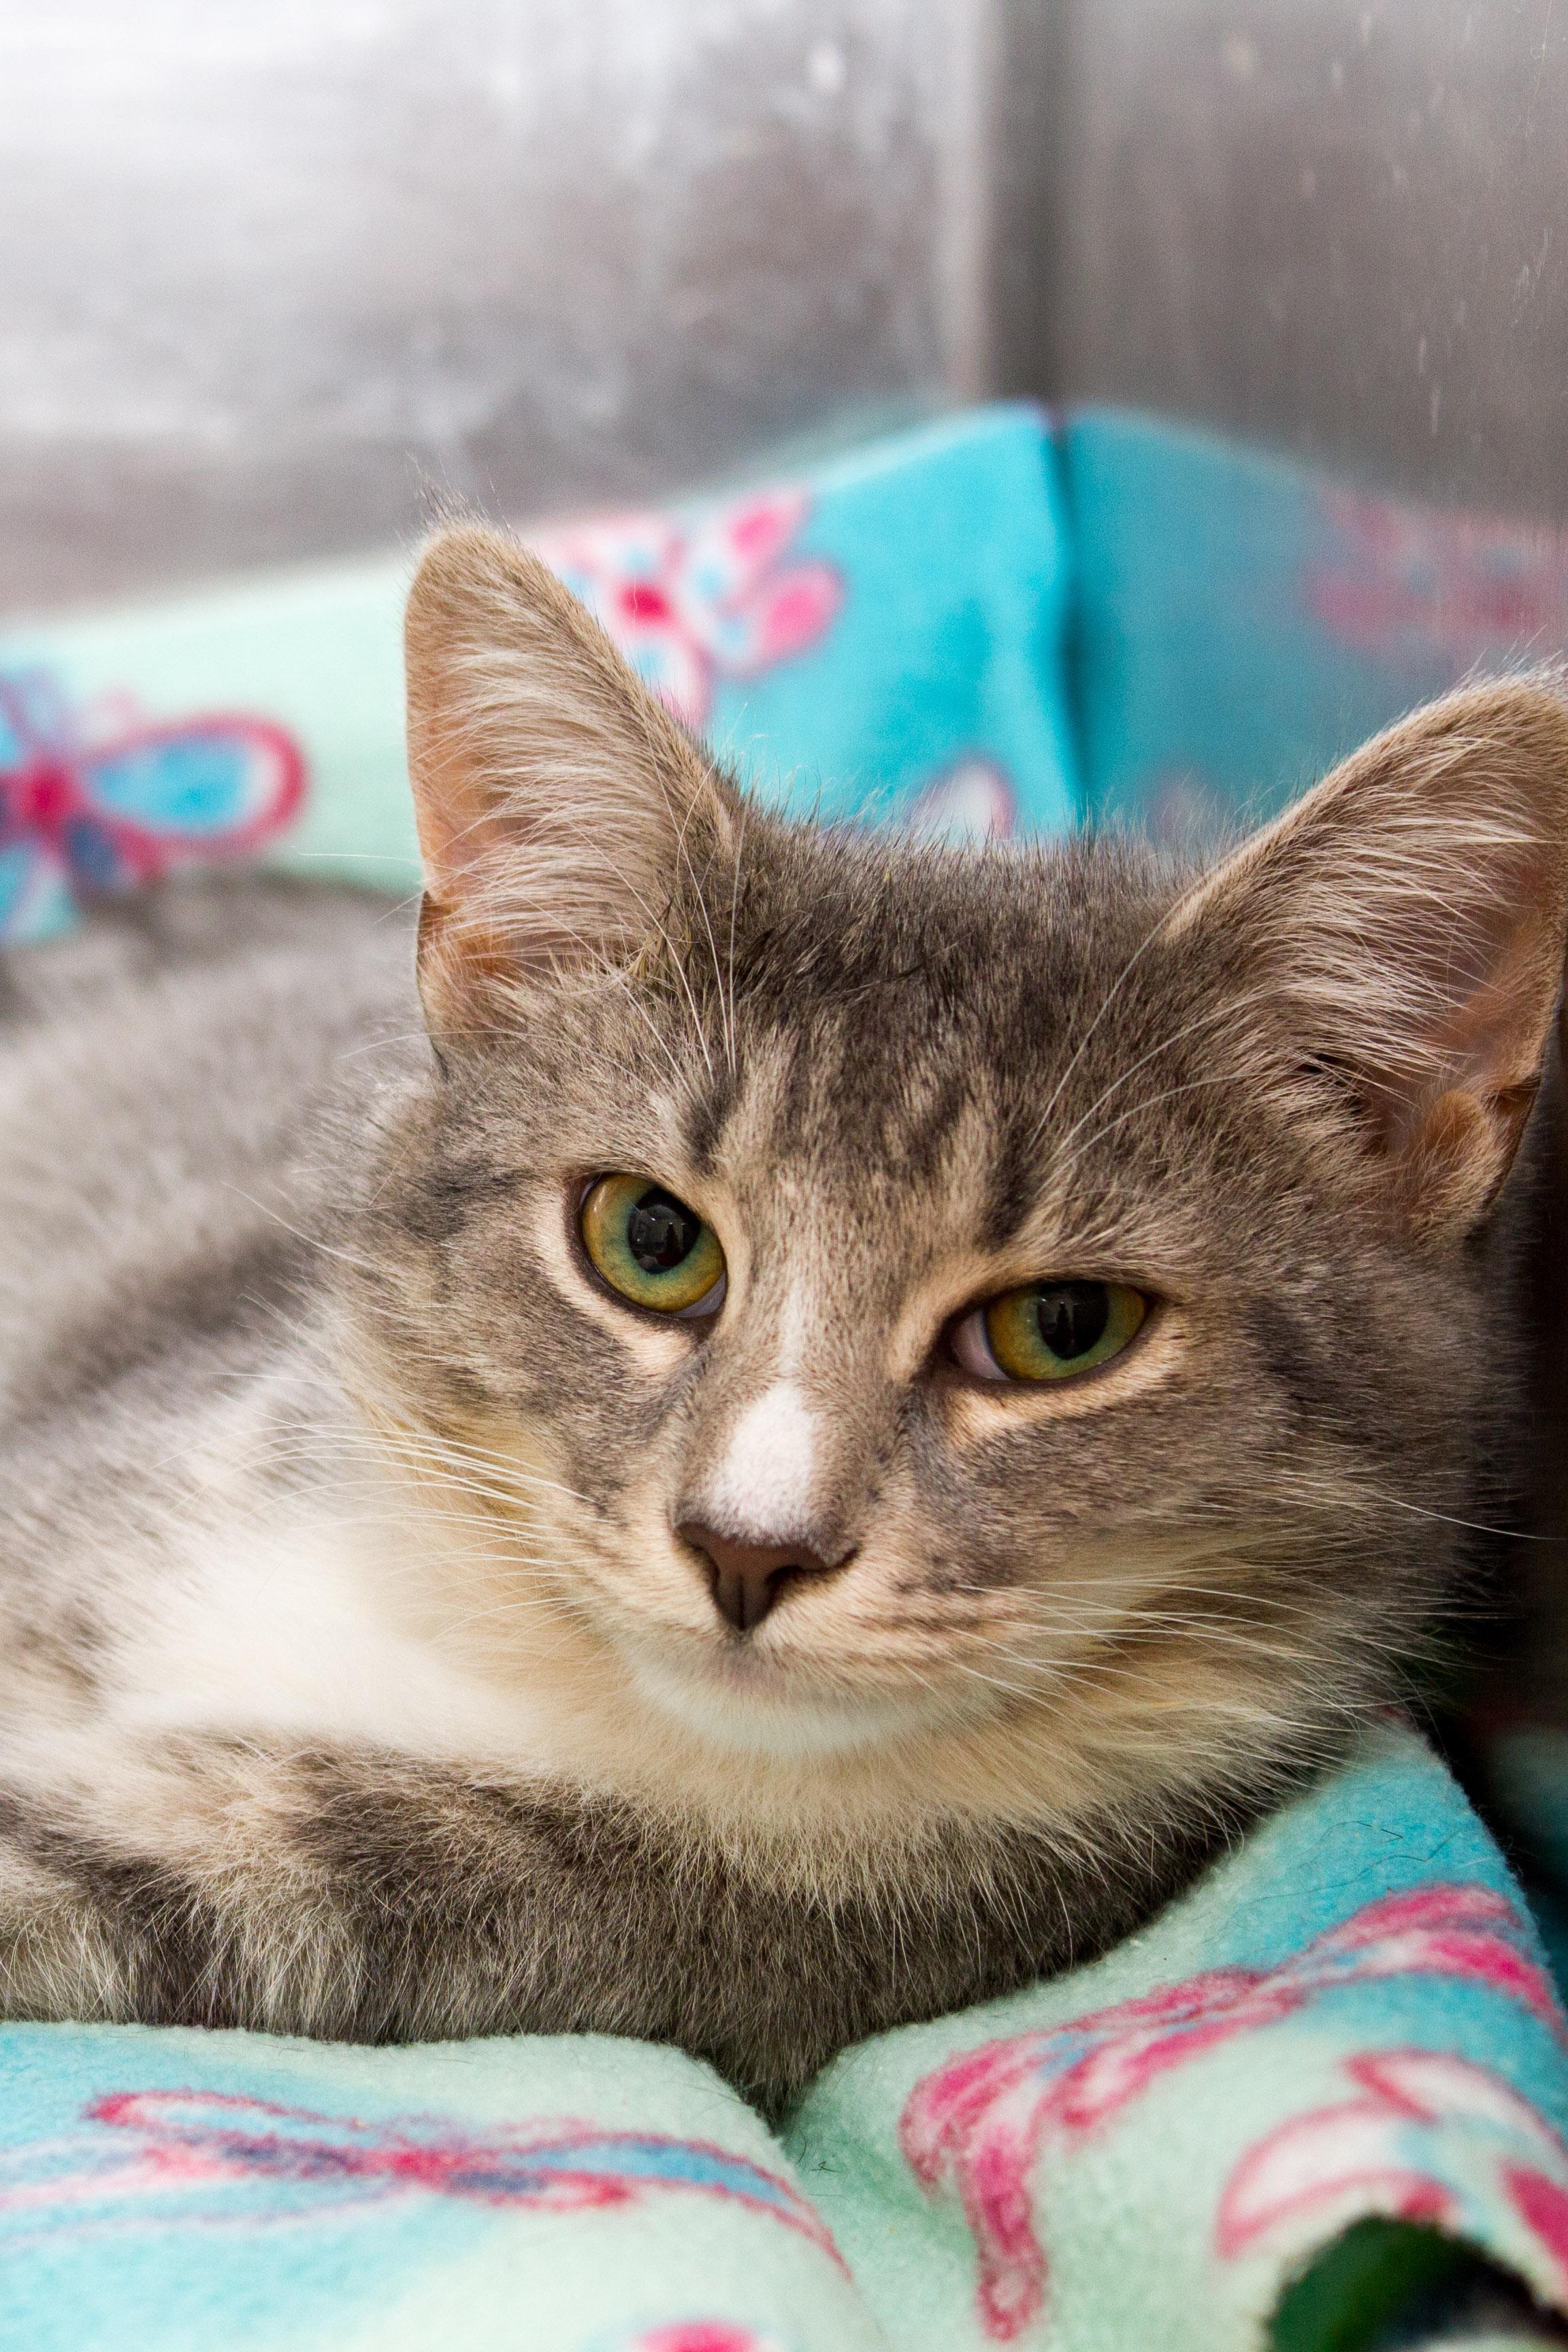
0,877,421,1429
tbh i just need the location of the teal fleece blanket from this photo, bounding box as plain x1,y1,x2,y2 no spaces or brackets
0,406,1077,939
6,1729,1568,2351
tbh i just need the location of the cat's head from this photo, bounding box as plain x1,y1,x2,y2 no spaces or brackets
345,522,1568,1849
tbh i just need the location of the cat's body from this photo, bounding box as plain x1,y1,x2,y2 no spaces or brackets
0,875,1245,2105
2,529,1567,2114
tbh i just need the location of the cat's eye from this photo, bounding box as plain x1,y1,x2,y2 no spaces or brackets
578,1174,727,1318
951,1279,1147,1384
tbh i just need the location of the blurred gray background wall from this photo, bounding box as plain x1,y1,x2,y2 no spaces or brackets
1,0,1565,612
1033,1,1568,527
0,0,994,607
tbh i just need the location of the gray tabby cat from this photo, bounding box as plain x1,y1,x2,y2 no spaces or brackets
1,526,1566,2118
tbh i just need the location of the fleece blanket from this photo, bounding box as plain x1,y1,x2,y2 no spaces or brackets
0,404,1077,941
1061,404,1568,841
5,1727,1568,2352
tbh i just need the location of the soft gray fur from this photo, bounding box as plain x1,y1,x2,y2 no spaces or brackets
1,532,1567,2123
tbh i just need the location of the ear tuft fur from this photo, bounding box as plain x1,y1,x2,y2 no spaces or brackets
404,523,737,1030
1177,676,1568,1235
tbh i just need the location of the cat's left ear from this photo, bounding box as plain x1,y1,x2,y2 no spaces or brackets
404,521,739,1032
1174,678,1568,1237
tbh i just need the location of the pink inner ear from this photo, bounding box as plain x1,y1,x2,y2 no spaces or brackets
418,774,514,894
1420,878,1561,1104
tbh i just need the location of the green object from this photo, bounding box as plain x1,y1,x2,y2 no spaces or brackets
1271,2221,1473,2352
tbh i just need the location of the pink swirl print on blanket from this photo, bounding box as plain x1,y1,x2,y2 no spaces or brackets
900,1885,1562,2340
0,668,306,941
612,2328,796,2352
0,2089,841,2266
1307,489,1568,670
1220,2048,1568,2304
530,491,843,732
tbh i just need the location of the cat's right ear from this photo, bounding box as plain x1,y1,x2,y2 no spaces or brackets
404,523,738,1035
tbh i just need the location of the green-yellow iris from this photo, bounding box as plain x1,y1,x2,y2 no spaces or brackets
579,1174,726,1316
983,1279,1147,1382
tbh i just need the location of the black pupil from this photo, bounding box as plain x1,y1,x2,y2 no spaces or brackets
1036,1281,1109,1360
626,1187,700,1273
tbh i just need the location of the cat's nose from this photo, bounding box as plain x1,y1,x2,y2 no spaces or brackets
675,1522,851,1633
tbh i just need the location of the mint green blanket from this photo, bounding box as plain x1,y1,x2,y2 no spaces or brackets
6,1727,1568,2351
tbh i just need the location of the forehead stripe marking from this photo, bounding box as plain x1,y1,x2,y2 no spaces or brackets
775,1282,809,1378
702,1381,820,1541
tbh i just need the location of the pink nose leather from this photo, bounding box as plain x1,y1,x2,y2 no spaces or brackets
676,1522,848,1633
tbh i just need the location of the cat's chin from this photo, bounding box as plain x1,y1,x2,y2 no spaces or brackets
619,1638,939,1760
